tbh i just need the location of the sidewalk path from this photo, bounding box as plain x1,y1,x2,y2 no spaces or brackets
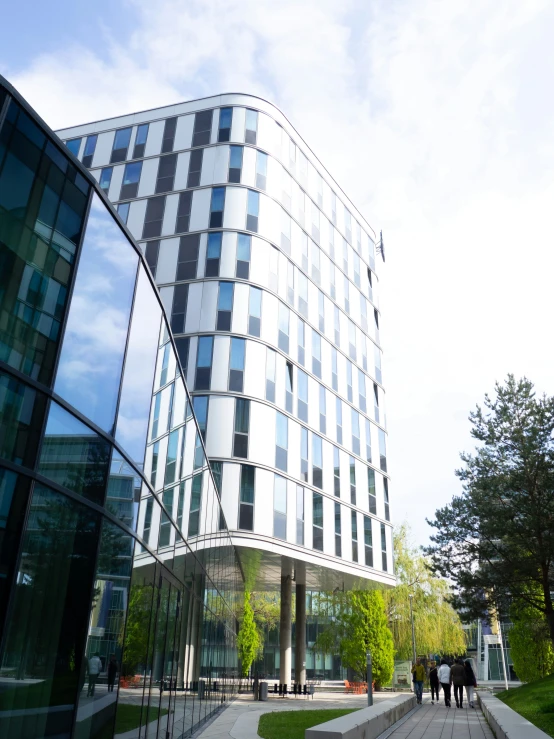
195,691,390,739
383,697,495,739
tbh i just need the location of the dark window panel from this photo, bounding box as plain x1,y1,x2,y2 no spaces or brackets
233,434,248,458
187,148,203,188
142,195,165,239
155,153,177,194
145,240,160,278
239,504,253,530
161,116,177,154
176,190,192,233
176,233,199,280
192,110,213,147
171,283,189,334
175,337,190,373
195,367,211,391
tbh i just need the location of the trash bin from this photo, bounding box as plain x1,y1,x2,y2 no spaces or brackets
198,681,205,701
259,682,268,701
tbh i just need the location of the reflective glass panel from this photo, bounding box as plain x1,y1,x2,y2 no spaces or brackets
211,187,225,213
113,127,131,150
207,231,222,258
247,189,259,216
74,518,133,738
123,161,142,185
0,101,90,384
237,233,251,261
107,450,141,531
136,123,149,146
38,401,111,505
0,483,101,738
66,138,81,155
0,369,47,467
116,266,162,465
0,468,32,633
230,337,245,370
55,194,138,433
99,167,113,191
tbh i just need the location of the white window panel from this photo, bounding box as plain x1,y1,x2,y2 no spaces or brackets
144,119,164,158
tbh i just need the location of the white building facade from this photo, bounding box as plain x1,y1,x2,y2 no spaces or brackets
57,95,394,684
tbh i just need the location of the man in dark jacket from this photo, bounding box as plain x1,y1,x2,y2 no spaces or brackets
429,663,440,705
450,658,466,708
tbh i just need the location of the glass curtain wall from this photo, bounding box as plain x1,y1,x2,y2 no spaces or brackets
0,80,242,739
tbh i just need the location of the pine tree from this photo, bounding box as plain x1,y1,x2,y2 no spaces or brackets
426,376,554,643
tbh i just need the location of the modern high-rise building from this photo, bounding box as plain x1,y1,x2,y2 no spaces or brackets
56,94,394,683
0,72,394,739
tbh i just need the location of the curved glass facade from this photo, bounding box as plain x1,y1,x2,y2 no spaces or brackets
0,79,242,739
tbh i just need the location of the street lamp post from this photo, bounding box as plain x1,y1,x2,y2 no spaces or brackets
409,594,416,664
367,651,373,707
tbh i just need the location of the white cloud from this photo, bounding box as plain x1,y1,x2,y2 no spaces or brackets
5,0,554,545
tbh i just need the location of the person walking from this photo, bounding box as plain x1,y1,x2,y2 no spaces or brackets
429,663,440,705
437,659,451,707
451,658,466,708
107,654,118,693
411,658,425,705
464,659,477,708
87,653,103,697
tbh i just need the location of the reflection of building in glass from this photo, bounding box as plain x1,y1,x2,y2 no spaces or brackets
57,92,395,686
0,76,242,739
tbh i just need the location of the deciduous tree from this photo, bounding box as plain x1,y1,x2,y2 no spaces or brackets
237,590,261,678
315,590,394,686
385,525,466,659
509,602,554,683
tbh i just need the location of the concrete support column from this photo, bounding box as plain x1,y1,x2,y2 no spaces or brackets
279,571,292,687
295,583,306,685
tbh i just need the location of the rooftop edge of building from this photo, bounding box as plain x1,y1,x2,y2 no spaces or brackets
52,89,378,240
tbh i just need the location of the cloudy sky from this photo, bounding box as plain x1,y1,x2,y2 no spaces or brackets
3,0,554,546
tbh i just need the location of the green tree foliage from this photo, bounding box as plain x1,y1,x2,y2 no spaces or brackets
425,377,554,644
237,590,261,677
509,603,554,683
121,584,154,676
315,591,394,685
251,592,282,633
342,591,394,686
385,525,466,658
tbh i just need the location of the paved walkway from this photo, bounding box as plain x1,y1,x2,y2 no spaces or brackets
383,697,494,739
195,693,495,739
194,692,390,739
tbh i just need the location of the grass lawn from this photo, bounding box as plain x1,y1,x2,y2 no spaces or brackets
258,709,357,739
496,673,554,737
114,703,169,734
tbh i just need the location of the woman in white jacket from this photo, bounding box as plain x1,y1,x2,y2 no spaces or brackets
437,659,452,707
